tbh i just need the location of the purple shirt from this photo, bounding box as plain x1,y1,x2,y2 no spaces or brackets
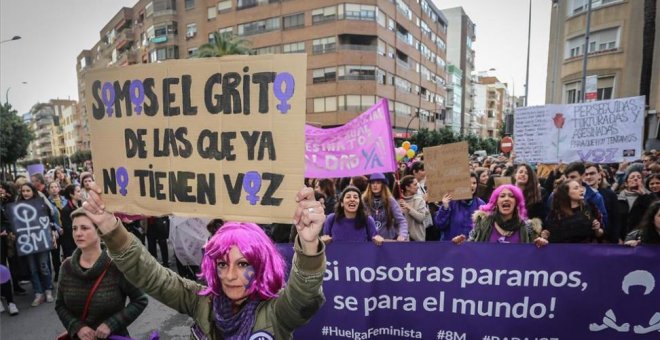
488,228,522,244
323,213,377,242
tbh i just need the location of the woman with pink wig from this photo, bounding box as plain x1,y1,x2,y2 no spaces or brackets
452,184,548,246
80,184,326,340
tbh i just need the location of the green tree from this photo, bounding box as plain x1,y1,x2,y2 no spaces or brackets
0,102,35,179
193,32,252,58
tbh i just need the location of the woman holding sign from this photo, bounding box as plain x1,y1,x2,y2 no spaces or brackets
452,184,548,246
16,183,58,306
81,183,327,339
434,173,485,241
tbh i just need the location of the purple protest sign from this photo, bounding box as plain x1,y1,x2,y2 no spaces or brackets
26,163,44,176
278,242,660,339
305,99,396,178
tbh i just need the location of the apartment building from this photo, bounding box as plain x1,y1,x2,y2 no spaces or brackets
440,6,476,135
77,0,450,138
25,100,78,160
475,76,508,139
545,0,659,148
445,63,462,133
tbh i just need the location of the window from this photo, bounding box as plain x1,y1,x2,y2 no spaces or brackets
283,42,305,53
564,81,582,104
312,6,337,24
312,67,337,83
377,9,386,27
312,36,336,54
597,76,614,100
186,23,197,39
283,13,304,30
338,65,376,80
237,0,273,10
217,0,232,12
377,39,385,56
569,0,622,15
219,27,233,35
237,17,280,36
313,97,337,113
150,46,179,62
145,2,154,17
565,27,619,58
254,45,280,54
343,4,376,21
208,6,217,20
185,0,194,10
153,0,176,13
394,0,412,21
394,101,412,116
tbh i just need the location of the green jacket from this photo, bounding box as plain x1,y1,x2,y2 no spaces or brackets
468,211,539,243
101,219,326,339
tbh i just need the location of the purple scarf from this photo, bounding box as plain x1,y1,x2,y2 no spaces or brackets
212,294,261,339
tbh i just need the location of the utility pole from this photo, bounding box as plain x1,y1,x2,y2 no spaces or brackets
580,0,593,102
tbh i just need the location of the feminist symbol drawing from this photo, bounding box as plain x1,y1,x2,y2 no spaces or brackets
8,201,53,256
589,270,660,334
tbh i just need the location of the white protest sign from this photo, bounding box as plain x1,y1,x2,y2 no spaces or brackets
169,216,210,266
514,96,645,163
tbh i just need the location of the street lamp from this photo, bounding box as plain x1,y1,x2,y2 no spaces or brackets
0,35,21,44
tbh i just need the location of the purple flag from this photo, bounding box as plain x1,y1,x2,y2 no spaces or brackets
305,99,396,178
278,242,660,339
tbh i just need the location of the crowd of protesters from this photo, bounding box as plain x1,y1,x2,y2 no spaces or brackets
1,150,659,332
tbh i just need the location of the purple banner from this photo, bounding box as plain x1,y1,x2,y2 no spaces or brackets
305,99,396,178
279,242,660,340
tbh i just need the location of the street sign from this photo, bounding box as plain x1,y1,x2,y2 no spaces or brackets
501,136,514,153
585,75,598,101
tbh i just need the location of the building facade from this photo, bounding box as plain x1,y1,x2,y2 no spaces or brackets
440,6,476,135
25,100,78,160
545,0,659,148
77,0,450,139
445,63,462,133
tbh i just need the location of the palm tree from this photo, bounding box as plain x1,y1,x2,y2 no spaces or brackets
193,32,252,58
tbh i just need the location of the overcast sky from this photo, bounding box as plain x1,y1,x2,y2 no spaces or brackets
0,0,551,115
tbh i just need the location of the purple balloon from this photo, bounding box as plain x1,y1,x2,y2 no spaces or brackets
0,265,10,284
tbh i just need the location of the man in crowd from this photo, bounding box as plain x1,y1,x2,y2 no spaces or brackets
583,163,619,243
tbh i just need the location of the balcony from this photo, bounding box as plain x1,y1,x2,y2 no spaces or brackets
115,29,135,51
396,59,410,69
117,49,138,66
338,44,377,52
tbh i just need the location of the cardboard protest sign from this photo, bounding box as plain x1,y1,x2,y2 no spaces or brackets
494,176,513,188
305,99,396,178
84,55,306,223
514,96,645,163
6,199,54,256
424,141,472,202
169,216,210,266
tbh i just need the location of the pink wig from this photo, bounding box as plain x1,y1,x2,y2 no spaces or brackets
479,184,528,220
199,222,286,300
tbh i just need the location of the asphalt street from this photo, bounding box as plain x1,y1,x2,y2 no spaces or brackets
0,281,193,340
